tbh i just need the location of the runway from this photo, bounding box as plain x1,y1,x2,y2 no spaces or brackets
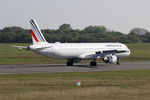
0,62,150,74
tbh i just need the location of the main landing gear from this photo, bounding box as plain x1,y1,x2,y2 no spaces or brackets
90,61,97,66
66,59,74,66
67,59,97,66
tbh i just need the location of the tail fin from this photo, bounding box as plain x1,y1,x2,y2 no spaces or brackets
30,19,47,44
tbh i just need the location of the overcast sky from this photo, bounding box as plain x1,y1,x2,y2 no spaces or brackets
0,0,150,33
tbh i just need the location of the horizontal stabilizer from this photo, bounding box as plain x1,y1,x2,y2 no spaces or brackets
12,45,29,50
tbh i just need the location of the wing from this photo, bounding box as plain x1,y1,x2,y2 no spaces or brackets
78,50,126,59
96,50,117,56
96,50,127,57
78,50,117,59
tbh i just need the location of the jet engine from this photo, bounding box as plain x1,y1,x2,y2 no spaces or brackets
102,55,117,64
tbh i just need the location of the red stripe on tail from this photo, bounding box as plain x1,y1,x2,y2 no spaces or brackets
31,30,39,42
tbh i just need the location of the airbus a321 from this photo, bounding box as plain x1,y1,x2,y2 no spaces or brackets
14,19,131,66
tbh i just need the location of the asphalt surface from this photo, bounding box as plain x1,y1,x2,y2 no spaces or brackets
0,62,150,74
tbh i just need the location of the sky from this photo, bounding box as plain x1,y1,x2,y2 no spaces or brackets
0,0,150,34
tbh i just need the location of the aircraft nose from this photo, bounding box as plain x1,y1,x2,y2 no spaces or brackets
127,48,131,56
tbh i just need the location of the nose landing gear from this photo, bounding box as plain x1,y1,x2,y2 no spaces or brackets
117,58,120,65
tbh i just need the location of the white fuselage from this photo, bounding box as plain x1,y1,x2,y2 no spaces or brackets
29,42,130,60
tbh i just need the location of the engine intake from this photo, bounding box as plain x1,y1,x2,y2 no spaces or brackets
102,55,117,64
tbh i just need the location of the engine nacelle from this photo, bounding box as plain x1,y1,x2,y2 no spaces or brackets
102,55,117,64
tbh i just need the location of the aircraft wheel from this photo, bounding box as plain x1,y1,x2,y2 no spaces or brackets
117,61,120,65
90,61,97,66
117,58,120,65
67,60,73,66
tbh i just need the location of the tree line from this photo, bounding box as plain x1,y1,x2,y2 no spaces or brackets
0,24,150,43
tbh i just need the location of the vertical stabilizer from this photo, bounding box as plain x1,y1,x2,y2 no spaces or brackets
30,19,47,44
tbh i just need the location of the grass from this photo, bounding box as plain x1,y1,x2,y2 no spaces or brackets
124,43,150,62
0,43,150,65
0,70,150,100
1,43,150,99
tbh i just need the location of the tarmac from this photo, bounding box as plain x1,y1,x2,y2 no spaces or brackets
0,62,150,74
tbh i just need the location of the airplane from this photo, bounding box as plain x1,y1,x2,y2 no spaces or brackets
14,19,131,66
